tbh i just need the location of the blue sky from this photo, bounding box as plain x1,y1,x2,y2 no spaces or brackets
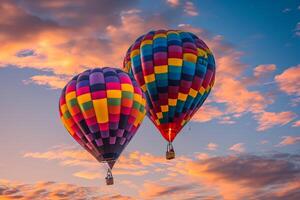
0,0,300,199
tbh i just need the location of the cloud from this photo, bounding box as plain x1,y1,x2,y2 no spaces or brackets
184,1,198,16
73,171,101,180
191,105,223,122
15,49,36,57
0,0,167,81
292,120,300,127
207,143,218,151
139,183,195,199
255,111,297,131
23,146,167,179
23,75,70,89
22,145,300,199
174,154,300,200
282,8,291,13
276,136,300,147
229,143,245,153
253,64,276,77
260,140,269,144
0,179,133,200
166,0,180,7
275,64,300,96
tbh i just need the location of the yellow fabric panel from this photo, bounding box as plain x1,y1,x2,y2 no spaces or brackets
206,85,211,92
197,48,208,58
144,74,155,83
155,119,160,125
168,99,177,106
183,53,197,63
130,49,140,58
93,99,108,123
161,105,169,112
61,104,68,114
66,91,76,101
77,93,91,104
133,93,143,104
141,85,147,92
153,33,166,39
188,88,198,98
168,58,183,67
121,83,134,92
157,112,163,119
107,90,121,98
141,40,153,46
199,87,205,95
154,65,168,74
178,93,188,101
167,30,179,35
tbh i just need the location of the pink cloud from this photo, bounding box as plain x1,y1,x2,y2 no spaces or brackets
0,179,132,200
207,143,218,151
255,111,297,131
292,120,300,127
276,136,300,147
229,143,245,153
275,64,300,96
253,64,276,77
184,1,198,16
191,105,223,122
166,0,180,7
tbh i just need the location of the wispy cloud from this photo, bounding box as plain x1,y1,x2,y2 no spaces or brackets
275,64,300,96
184,1,198,16
255,111,297,131
229,143,245,153
166,0,180,7
292,120,300,127
19,147,300,199
206,143,218,151
0,179,132,200
276,136,300,147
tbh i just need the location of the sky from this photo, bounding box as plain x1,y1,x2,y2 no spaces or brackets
0,0,300,199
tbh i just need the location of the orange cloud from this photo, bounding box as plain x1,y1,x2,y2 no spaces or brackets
23,75,70,89
0,179,133,200
276,136,300,147
166,0,180,7
191,105,223,122
173,154,300,200
21,146,300,199
255,111,297,131
275,64,300,96
23,146,167,179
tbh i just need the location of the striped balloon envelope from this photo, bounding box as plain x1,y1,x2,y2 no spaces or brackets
123,30,216,159
59,67,146,184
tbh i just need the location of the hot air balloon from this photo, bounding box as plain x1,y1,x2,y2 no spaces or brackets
59,67,146,185
123,30,216,159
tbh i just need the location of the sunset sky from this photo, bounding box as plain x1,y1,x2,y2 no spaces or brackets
0,0,300,199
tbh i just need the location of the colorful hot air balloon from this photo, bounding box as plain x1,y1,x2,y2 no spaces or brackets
123,30,216,159
59,67,146,184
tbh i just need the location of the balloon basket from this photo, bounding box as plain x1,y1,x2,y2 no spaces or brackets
105,169,114,185
166,142,175,160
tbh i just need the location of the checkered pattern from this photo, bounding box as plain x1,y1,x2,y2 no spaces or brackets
123,30,216,142
59,67,146,168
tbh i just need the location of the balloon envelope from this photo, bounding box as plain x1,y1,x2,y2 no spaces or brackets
59,67,146,168
123,30,216,142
